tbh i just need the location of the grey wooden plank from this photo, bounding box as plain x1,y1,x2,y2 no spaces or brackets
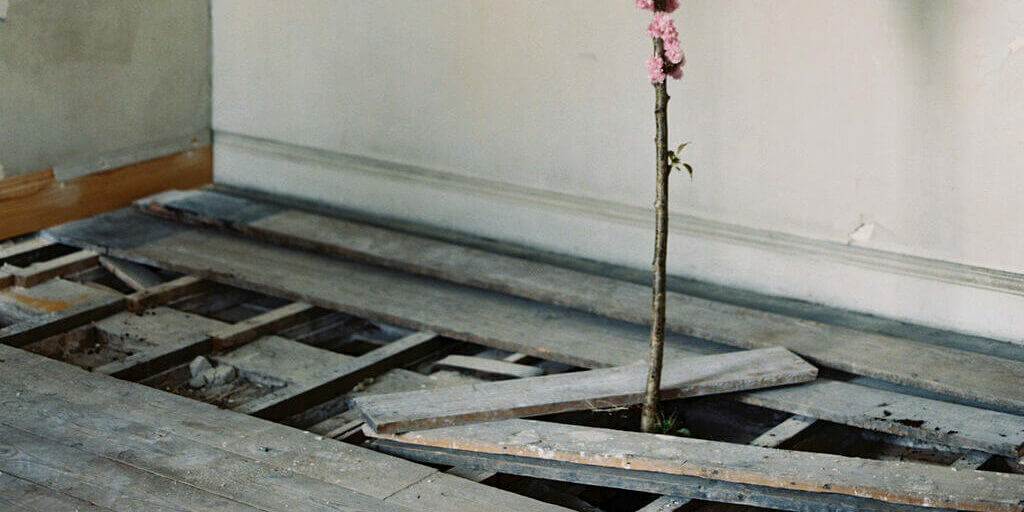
0,344,558,510
0,473,113,512
384,472,571,512
354,347,817,434
125,275,207,311
235,331,448,419
749,415,818,448
211,302,316,351
0,403,408,512
98,256,163,291
213,334,350,388
369,440,952,512
368,419,1024,512
637,496,691,512
433,354,543,379
134,189,1024,413
4,249,99,287
92,307,228,380
0,278,124,348
0,423,260,512
42,211,1024,457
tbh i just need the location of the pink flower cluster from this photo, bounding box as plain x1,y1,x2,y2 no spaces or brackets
637,2,685,83
635,0,678,13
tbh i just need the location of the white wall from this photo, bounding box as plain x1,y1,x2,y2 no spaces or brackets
212,0,1024,343
0,0,210,177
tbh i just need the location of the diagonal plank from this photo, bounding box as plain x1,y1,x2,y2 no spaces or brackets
0,344,563,511
368,419,1024,512
354,347,816,434
0,473,114,512
42,210,1024,455
136,189,1024,413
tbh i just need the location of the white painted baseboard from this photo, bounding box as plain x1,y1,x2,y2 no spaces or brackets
213,131,1024,344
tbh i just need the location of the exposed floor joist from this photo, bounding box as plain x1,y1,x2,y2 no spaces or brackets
43,209,1024,457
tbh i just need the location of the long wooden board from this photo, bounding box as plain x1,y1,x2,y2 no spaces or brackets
135,189,1024,413
368,419,1024,512
0,473,114,512
0,344,566,512
355,347,816,434
42,211,1024,456
0,148,211,240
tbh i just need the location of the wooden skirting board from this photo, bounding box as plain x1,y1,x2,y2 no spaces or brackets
0,147,211,241
367,419,1024,512
134,189,1024,414
354,347,816,434
42,209,1024,458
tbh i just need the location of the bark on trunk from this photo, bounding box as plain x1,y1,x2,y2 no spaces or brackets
640,36,671,434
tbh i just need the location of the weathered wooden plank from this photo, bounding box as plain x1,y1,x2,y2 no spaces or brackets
43,211,1024,456
369,440,951,512
370,419,1024,512
433,354,543,379
91,307,228,380
384,472,571,512
0,278,124,347
0,238,55,262
0,473,114,512
98,256,163,291
738,379,1024,457
126,275,207,311
0,423,260,512
3,249,99,287
637,496,692,512
749,414,818,448
354,347,817,434
136,189,1024,413
236,331,448,419
0,345,560,510
210,302,316,351
952,451,994,470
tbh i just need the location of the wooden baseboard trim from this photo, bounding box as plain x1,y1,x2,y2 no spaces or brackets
0,147,212,240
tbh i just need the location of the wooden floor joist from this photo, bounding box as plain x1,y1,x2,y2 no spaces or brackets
369,419,1024,512
0,278,124,348
3,249,99,287
0,344,568,512
210,301,316,351
126,275,207,311
355,347,816,434
135,188,1024,413
43,210,1024,456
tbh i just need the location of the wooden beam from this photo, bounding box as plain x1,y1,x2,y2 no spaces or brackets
370,440,949,512
0,147,211,240
354,347,816,434
432,354,543,379
98,256,162,291
237,331,448,419
0,238,54,262
210,302,316,351
369,419,1024,512
126,275,206,311
4,249,99,287
134,188,1024,413
44,211,1024,456
0,279,124,348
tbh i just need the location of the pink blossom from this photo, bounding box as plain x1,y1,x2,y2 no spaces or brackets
647,12,675,39
647,54,666,83
668,65,683,80
663,38,684,65
635,0,678,12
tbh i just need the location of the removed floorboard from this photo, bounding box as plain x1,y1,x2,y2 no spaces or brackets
99,256,163,291
136,189,1024,413
42,211,1024,456
433,354,543,379
0,344,568,512
355,347,816,434
369,419,1024,512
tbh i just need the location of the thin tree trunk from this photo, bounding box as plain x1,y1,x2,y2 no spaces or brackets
640,36,670,434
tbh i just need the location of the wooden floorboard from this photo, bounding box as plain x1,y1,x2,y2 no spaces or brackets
135,188,1024,413
355,347,816,434
0,278,125,348
43,210,1024,457
0,343,560,511
0,423,260,512
368,419,1024,512
0,473,114,512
